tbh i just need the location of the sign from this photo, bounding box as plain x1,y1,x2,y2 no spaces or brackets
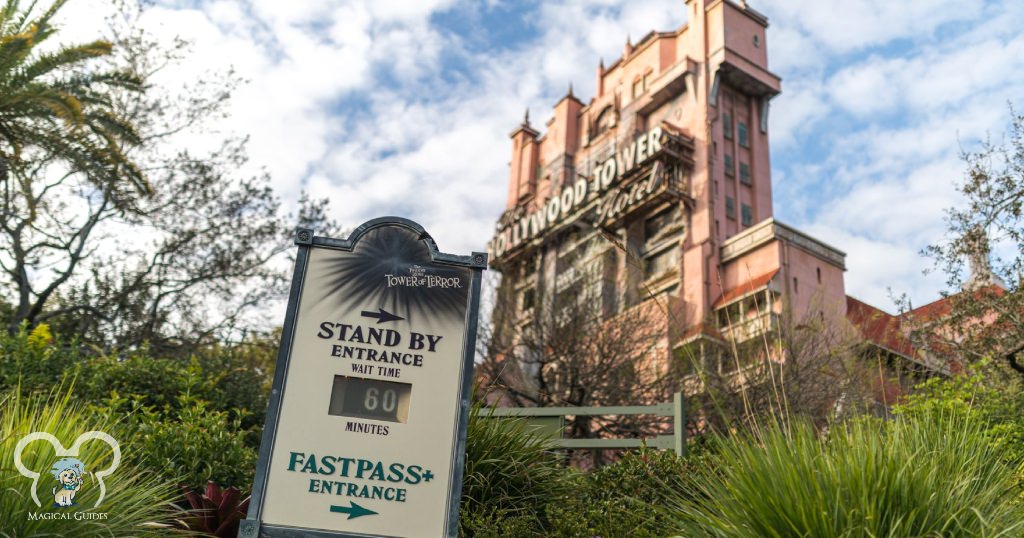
241,218,487,538
489,126,665,260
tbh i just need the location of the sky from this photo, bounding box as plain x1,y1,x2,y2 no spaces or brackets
58,0,1024,312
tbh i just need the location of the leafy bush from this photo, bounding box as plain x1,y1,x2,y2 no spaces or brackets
0,326,266,491
459,405,571,537
0,323,84,394
78,347,270,428
0,388,183,536
895,362,1024,499
547,447,702,538
670,411,1024,537
99,393,259,490
78,351,202,411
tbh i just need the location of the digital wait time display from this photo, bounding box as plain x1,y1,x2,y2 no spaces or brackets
329,375,412,423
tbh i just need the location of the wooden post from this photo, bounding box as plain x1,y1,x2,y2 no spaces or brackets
673,391,686,457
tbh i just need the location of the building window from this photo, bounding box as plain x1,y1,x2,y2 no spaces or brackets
644,247,679,279
519,252,538,279
817,267,822,284
724,154,734,176
723,112,733,139
633,77,644,98
645,207,676,243
595,106,615,137
739,162,751,185
725,196,736,220
741,203,753,226
793,277,799,294
521,287,536,311
643,69,652,91
753,35,760,48
738,122,749,147
717,300,743,328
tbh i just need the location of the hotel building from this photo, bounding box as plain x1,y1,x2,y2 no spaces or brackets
486,0,941,401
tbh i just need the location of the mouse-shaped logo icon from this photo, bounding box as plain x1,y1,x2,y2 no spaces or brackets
13,431,121,508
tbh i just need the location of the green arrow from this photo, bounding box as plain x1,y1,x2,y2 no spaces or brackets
330,501,378,520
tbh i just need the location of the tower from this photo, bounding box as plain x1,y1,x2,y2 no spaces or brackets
487,0,848,387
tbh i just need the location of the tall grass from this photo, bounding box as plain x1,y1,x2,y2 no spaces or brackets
670,410,1024,537
459,404,571,537
0,388,183,537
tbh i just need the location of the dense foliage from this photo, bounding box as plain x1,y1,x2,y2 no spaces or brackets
547,448,702,538
0,388,183,535
0,324,270,491
922,105,1024,375
894,361,1024,498
0,0,335,353
459,405,571,537
670,411,1024,537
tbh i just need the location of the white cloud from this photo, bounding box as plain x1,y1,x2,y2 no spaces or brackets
49,0,1024,313
760,0,980,56
760,0,1024,307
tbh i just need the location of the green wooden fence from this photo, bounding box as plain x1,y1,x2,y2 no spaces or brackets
487,391,686,456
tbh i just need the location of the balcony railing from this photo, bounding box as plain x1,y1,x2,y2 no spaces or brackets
721,311,779,342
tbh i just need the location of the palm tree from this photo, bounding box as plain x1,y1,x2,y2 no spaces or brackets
0,0,149,333
0,0,148,205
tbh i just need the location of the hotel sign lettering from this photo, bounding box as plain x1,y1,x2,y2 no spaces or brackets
241,218,486,538
489,126,666,260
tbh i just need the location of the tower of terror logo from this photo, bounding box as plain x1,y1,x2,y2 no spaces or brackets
385,265,463,289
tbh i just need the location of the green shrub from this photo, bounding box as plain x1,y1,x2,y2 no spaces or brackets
97,392,259,490
77,351,200,411
0,325,267,494
78,349,269,428
670,411,1024,537
0,388,183,536
0,323,84,395
895,363,1024,501
547,448,702,538
459,405,571,537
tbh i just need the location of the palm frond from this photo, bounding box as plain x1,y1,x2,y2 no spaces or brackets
16,40,113,83
0,0,149,206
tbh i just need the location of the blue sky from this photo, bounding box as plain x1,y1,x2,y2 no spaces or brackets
61,0,1024,311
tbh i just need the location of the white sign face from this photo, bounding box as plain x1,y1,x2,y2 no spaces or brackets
258,225,475,537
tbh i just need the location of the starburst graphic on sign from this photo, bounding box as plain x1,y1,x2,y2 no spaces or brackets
317,226,470,323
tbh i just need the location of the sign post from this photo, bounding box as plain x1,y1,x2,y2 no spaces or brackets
240,217,487,538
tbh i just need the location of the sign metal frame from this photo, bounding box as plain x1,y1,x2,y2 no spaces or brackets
239,217,487,538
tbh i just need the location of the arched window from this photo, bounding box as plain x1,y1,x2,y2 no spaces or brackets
594,106,615,137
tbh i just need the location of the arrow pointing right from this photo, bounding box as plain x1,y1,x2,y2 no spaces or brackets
360,307,405,324
330,501,378,520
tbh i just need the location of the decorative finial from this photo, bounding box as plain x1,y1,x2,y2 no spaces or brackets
599,57,604,69
963,225,1004,290
568,82,574,97
523,108,530,126
625,35,633,56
